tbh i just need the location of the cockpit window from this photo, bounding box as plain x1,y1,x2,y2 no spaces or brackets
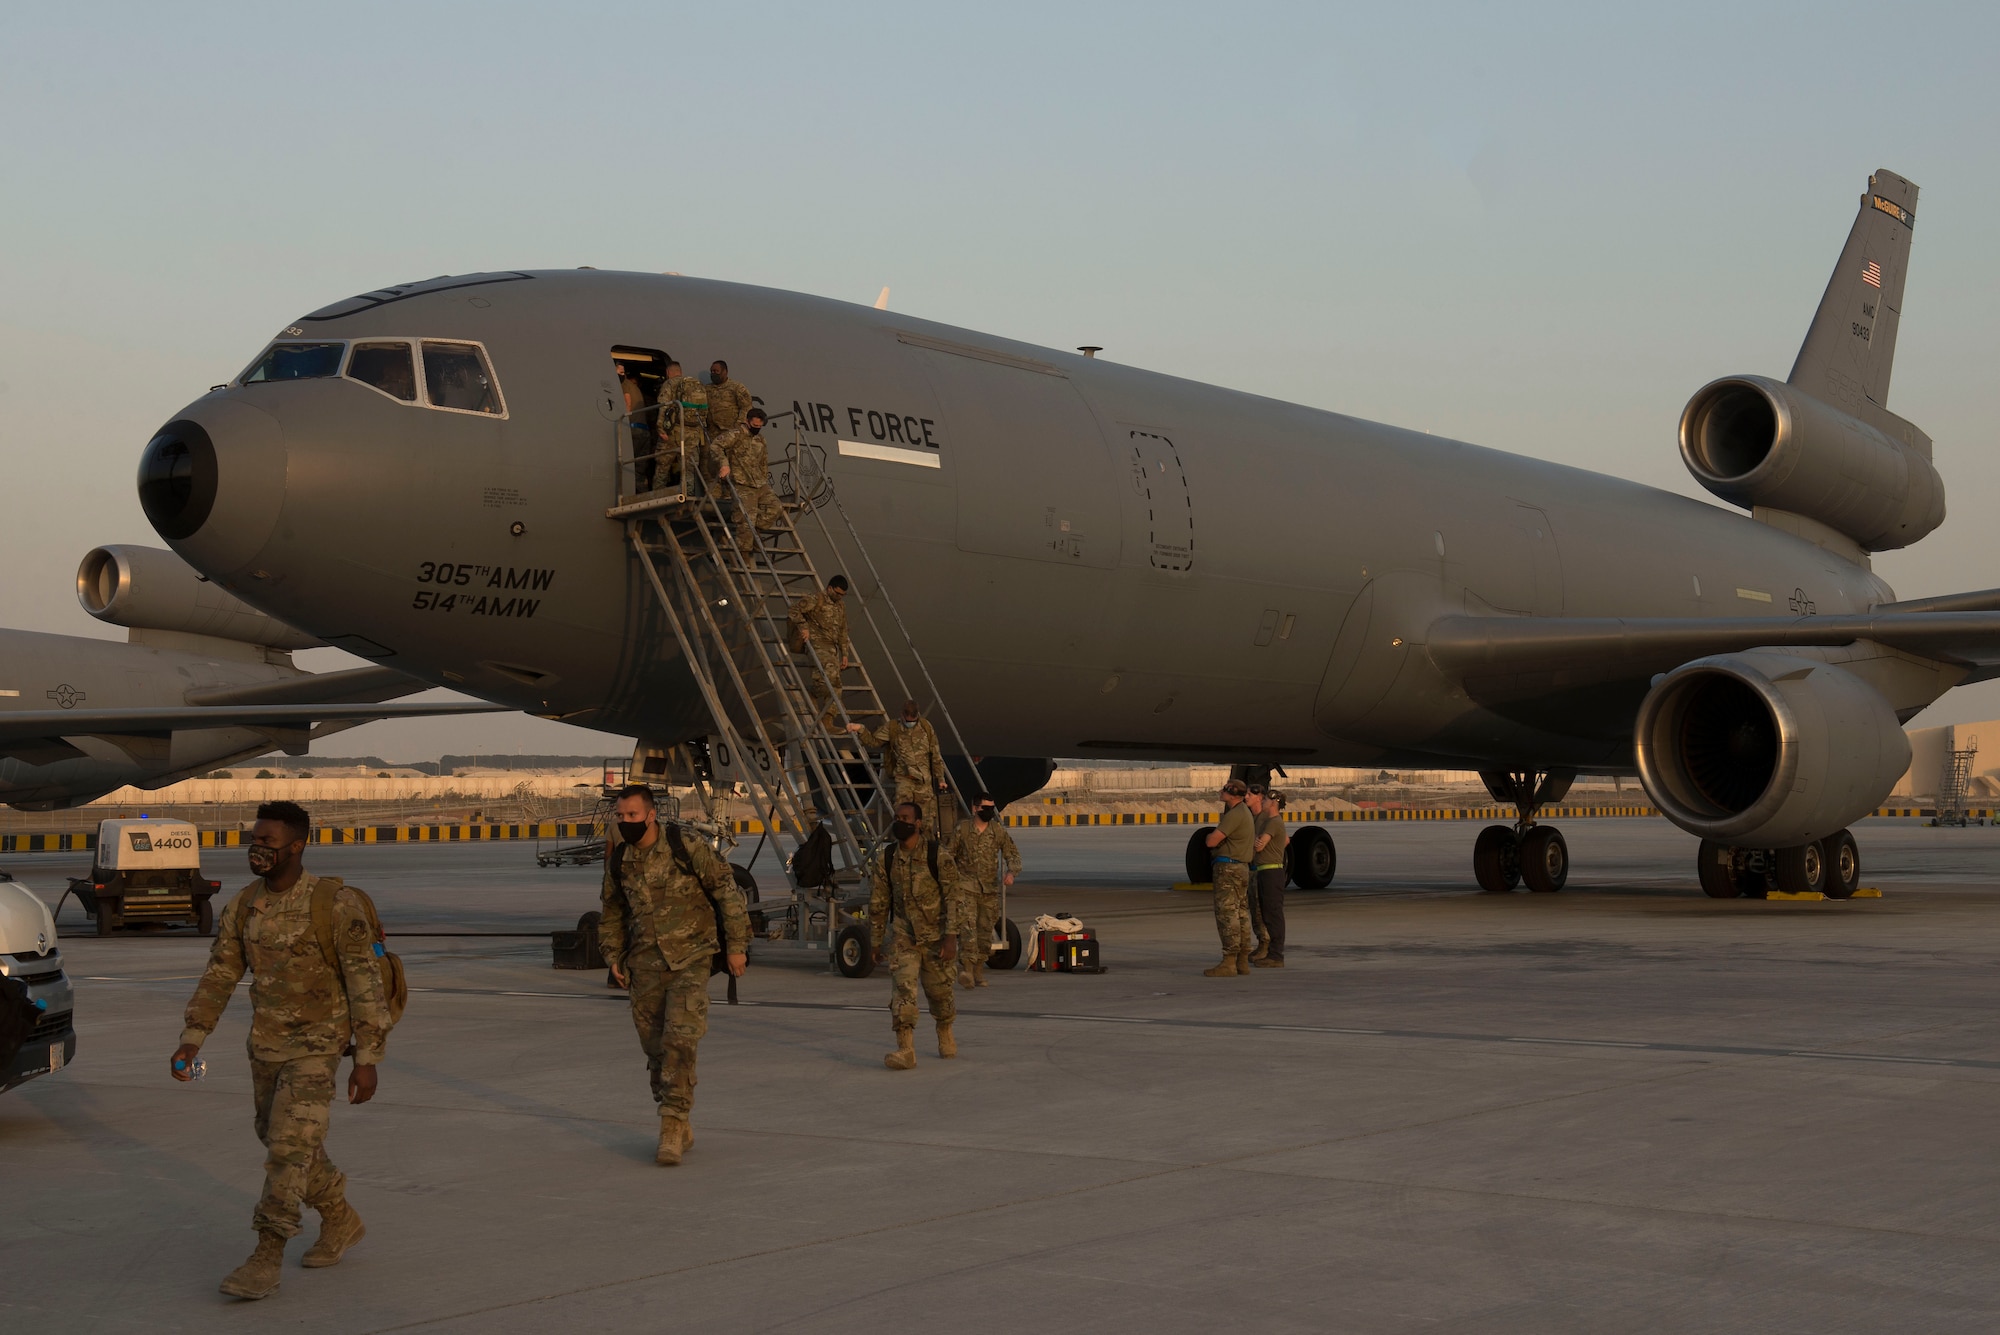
347,341,417,402
242,342,344,383
422,341,502,415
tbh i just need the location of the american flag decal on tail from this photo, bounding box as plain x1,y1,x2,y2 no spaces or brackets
1862,259,1883,289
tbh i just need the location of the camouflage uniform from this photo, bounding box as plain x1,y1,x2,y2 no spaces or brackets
598,831,750,1121
180,873,390,1239
656,375,711,487
870,838,960,1036
788,587,852,730
864,716,949,829
708,423,786,554
1210,802,1256,960
944,818,1021,981
705,376,753,439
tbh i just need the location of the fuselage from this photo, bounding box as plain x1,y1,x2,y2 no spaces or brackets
0,628,308,807
143,271,1898,771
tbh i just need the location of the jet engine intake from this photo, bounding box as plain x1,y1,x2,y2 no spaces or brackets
1679,374,1943,551
1634,652,1908,849
76,545,319,651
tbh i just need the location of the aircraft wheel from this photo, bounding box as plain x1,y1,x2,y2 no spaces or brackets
1774,841,1829,896
95,897,121,935
1184,827,1216,885
834,924,875,978
990,918,1024,971
1821,830,1861,899
1289,825,1336,889
1473,825,1521,893
731,863,766,934
1520,826,1568,893
195,897,215,937
1697,840,1738,898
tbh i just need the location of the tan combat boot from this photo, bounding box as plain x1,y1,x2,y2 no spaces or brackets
1249,941,1269,963
301,1199,365,1268
937,1021,958,1058
1253,956,1286,968
974,961,990,987
957,968,975,990
219,1231,286,1300
884,1029,917,1070
1203,954,1240,977
656,1113,688,1166
1235,950,1252,974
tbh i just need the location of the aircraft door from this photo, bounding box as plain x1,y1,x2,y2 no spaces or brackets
1121,428,1195,573
915,349,1120,568
1515,505,1562,615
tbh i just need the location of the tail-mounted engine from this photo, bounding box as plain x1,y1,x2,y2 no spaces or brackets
1634,652,1908,849
1679,374,1943,552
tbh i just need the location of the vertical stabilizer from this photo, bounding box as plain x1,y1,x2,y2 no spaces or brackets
1788,169,1919,432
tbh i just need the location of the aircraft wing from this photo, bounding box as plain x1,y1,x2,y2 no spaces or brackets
184,664,428,707
0,700,504,747
1428,610,2000,682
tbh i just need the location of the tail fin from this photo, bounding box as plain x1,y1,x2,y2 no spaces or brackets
1788,169,1926,448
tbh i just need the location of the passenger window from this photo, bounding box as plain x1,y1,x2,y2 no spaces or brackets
346,342,417,401
242,342,344,383
422,341,502,414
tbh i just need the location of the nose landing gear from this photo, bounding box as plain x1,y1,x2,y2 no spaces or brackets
1473,769,1574,894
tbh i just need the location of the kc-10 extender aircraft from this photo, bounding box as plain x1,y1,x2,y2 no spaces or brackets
0,545,500,809
133,168,1995,896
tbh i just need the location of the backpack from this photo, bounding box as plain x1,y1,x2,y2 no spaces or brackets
229,874,408,1054
609,827,740,1001
790,824,835,890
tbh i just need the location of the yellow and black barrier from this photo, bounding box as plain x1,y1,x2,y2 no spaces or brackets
0,806,1972,853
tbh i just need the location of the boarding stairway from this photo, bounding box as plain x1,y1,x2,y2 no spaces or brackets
606,407,983,888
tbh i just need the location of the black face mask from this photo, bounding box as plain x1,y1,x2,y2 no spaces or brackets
747,423,762,435
976,807,996,822
890,820,917,842
709,371,725,385
617,820,650,845
247,844,284,876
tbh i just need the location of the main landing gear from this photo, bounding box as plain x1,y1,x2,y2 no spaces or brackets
1697,829,1861,899
1473,768,1575,894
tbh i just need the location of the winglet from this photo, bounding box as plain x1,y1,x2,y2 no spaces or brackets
1787,169,1922,446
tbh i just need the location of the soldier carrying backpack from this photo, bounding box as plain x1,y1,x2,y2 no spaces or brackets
170,800,402,1302
598,785,750,1168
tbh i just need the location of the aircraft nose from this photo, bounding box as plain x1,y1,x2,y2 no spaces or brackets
137,396,287,577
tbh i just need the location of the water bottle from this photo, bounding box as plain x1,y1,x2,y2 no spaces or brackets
175,1056,207,1081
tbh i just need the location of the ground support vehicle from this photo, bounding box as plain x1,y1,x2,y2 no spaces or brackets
1,873,75,1092
65,819,220,935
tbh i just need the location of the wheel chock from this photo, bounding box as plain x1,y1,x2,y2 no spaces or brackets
1766,890,1826,901
1852,887,1883,898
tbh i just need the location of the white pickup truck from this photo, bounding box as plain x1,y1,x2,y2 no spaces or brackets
68,818,222,935
0,872,75,1092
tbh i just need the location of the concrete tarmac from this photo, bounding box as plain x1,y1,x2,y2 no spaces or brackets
6,817,2000,1332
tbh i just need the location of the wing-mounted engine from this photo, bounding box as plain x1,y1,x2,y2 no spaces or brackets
1634,652,1908,848
1679,374,1942,552
1680,168,1941,554
76,545,319,651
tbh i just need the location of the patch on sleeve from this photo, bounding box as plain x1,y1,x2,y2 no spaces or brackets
347,919,370,942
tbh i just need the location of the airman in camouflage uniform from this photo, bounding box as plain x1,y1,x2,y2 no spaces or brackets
944,795,1020,988
710,407,786,554
598,785,750,1166
655,360,710,487
788,574,853,731
1202,780,1256,976
863,699,952,830
705,360,754,439
871,800,961,1068
171,800,389,1301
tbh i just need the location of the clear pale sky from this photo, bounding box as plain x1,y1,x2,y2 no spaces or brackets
4,2,1998,761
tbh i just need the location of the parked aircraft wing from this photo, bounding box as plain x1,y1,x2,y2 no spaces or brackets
1427,610,2000,682
0,700,504,745
184,665,423,707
